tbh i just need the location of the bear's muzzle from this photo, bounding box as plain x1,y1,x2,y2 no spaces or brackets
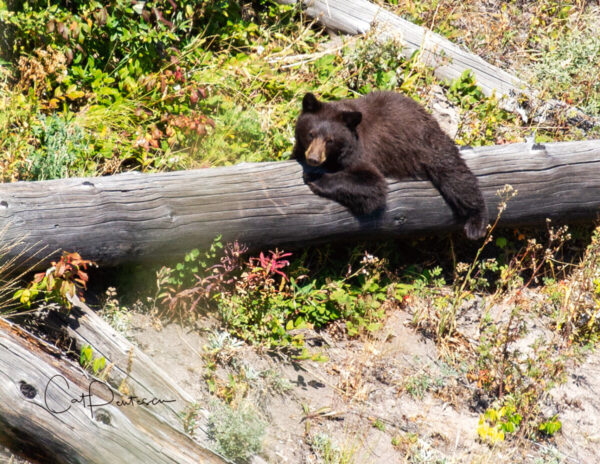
305,138,327,166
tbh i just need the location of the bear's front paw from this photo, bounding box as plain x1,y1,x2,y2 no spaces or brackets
302,170,322,184
347,195,387,216
305,181,323,197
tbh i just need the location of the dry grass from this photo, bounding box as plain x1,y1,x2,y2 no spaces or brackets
0,228,50,317
381,0,600,128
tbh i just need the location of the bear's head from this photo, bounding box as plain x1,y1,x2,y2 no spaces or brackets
295,93,362,168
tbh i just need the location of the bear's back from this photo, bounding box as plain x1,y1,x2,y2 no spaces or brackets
332,91,454,177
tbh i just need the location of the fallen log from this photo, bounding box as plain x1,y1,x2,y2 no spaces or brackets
1,139,600,269
287,0,523,97
45,296,215,448
0,317,227,464
280,0,598,130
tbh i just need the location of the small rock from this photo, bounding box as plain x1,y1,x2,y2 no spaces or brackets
429,85,460,139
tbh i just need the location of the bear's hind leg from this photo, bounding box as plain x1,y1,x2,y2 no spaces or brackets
304,163,387,216
422,158,489,240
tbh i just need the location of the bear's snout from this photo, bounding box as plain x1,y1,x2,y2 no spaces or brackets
305,138,327,166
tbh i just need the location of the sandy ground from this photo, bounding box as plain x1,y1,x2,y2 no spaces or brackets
123,305,600,464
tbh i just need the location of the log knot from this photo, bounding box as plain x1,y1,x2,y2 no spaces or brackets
94,409,112,425
19,380,37,399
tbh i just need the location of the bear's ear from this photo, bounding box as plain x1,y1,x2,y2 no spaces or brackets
341,111,362,131
302,93,322,113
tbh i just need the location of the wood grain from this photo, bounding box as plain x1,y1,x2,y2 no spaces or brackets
0,318,227,464
46,296,215,447
1,140,600,268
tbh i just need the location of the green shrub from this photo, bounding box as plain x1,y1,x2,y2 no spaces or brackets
207,401,266,463
0,0,304,178
529,26,600,115
157,241,396,347
28,114,92,179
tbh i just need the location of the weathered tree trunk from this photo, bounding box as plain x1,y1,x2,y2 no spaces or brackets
1,140,600,269
286,0,523,97
280,0,598,130
0,317,227,464
44,295,215,447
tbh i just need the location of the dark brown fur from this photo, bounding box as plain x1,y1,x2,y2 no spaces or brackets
291,91,489,239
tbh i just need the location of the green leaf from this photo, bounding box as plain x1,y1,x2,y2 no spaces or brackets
93,357,106,374
502,421,515,433
367,322,382,332
65,90,85,100
294,316,306,329
539,417,562,436
80,345,93,365
311,353,329,362
495,237,508,249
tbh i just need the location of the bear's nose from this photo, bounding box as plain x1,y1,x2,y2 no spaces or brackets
306,138,326,166
306,156,321,166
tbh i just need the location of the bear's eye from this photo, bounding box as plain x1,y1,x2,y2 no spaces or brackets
308,131,316,140
326,138,333,145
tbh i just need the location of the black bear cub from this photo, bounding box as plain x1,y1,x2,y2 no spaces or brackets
292,91,488,239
